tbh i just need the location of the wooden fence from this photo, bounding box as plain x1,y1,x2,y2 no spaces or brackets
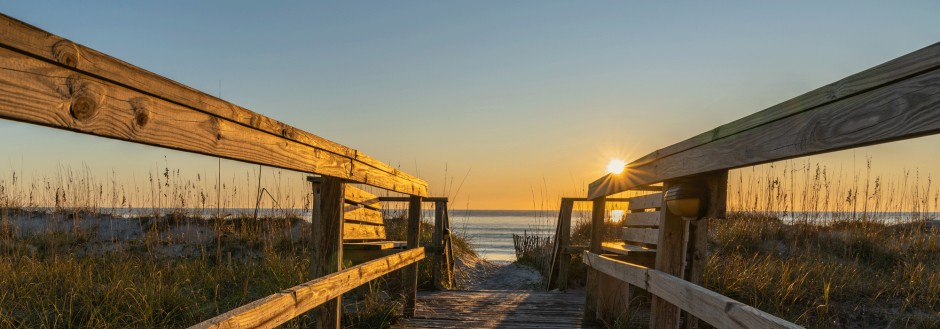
578,41,940,328
0,12,431,329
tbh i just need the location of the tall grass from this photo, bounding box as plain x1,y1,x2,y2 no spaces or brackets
709,159,940,328
0,163,473,328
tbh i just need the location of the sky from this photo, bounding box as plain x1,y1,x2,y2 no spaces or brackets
3,1,940,210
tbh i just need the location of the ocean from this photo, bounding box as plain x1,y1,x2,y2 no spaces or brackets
446,210,586,263
21,207,935,264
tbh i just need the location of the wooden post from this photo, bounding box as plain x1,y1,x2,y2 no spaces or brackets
314,176,345,329
557,200,574,291
683,171,727,329
651,180,689,329
403,195,423,317
546,202,565,290
432,201,445,290
584,196,606,321
308,178,322,325
443,202,454,287
597,264,630,324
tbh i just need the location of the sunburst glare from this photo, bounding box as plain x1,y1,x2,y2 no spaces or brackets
606,159,626,175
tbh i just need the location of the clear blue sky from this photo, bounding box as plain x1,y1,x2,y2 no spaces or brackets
3,1,940,209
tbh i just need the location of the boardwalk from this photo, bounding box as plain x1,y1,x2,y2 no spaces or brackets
397,290,601,328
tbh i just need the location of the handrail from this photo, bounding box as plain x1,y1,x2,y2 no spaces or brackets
583,252,802,329
188,247,425,329
588,41,940,199
378,197,450,202
0,13,428,197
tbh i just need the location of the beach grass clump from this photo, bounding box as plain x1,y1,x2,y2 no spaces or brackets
0,164,475,328
704,159,940,328
0,234,314,328
707,216,940,328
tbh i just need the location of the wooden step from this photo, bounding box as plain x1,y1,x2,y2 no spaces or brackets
622,228,659,245
344,222,387,240
601,242,656,256
626,193,662,211
343,241,406,250
622,211,659,227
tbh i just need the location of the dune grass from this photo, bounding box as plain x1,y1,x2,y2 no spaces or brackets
517,159,940,328
0,164,474,328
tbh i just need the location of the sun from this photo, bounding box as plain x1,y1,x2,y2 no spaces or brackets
606,159,626,175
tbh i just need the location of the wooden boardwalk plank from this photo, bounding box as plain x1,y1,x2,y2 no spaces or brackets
397,290,602,329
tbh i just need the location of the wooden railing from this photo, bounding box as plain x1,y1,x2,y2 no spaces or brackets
379,197,457,290
0,12,431,329
0,13,427,197
588,41,940,199
581,41,940,328
189,248,425,329
583,253,800,329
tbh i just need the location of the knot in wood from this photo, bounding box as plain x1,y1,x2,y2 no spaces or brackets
130,97,152,128
67,76,105,122
53,40,81,67
71,96,97,120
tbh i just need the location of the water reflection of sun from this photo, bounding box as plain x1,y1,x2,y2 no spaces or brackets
610,210,625,223
606,159,626,175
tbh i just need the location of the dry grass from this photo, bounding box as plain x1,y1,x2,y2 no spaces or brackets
0,164,474,328
708,159,940,328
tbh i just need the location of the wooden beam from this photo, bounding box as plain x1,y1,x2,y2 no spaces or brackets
584,196,606,321
378,197,449,202
307,178,322,324
344,207,383,225
582,252,647,287
588,42,940,200
343,222,386,240
443,204,455,286
188,247,425,329
635,42,940,167
597,269,632,326
433,201,445,291
684,218,709,329
403,195,422,317
601,242,656,256
648,271,802,329
621,228,659,245
344,184,382,210
625,193,662,210
622,211,660,227
0,14,427,196
562,245,589,254
315,177,344,329
582,252,803,329
343,241,404,250
652,181,688,329
685,171,727,328
556,201,574,291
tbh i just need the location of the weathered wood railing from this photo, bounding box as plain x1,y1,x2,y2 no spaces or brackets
581,40,940,328
378,197,457,290
545,192,662,291
0,12,431,329
189,248,425,329
583,253,799,329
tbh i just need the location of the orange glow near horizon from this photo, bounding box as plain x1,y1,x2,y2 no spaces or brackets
606,159,626,175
